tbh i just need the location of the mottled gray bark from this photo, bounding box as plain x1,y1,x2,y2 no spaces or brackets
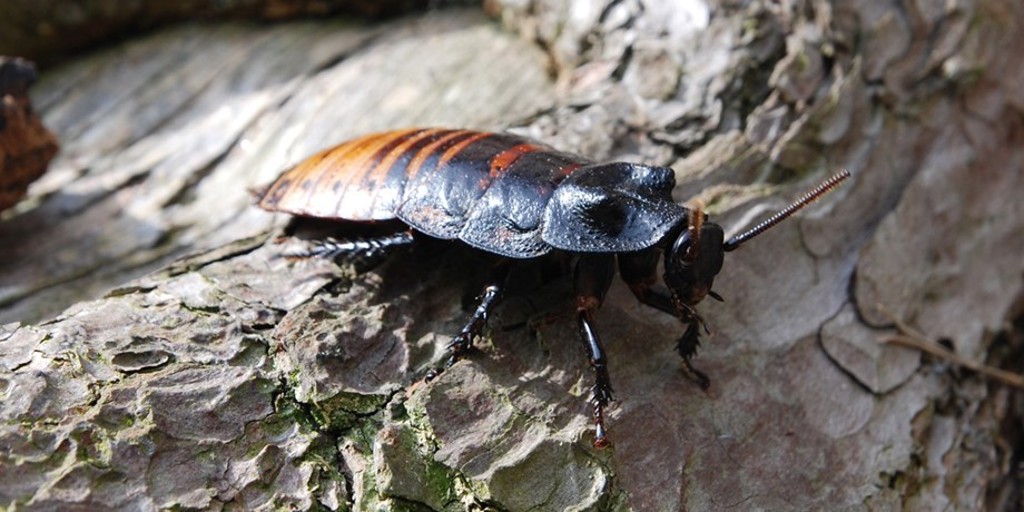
2,1,1022,510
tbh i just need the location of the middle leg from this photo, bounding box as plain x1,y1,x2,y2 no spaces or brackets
574,254,617,448
426,259,512,381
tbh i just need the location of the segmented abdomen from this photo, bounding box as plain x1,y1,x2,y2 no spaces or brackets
259,128,590,257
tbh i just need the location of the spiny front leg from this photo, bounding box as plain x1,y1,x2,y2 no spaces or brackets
619,250,713,389
674,304,711,390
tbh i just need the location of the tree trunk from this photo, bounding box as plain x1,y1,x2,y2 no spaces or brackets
2,1,1022,510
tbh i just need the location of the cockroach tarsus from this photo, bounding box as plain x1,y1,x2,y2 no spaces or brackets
258,127,851,448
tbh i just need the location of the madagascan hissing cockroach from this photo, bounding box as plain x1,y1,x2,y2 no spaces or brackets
258,127,850,447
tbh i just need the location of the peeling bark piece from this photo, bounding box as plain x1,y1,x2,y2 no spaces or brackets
0,57,59,212
821,303,920,394
854,114,1024,360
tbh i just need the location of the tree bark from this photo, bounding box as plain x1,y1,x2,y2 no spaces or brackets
2,1,1022,510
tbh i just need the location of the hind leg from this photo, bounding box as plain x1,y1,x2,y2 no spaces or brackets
284,231,415,260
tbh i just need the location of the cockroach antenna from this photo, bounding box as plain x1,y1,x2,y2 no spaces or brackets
722,169,851,252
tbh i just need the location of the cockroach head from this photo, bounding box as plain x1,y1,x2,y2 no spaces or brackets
662,169,851,311
663,205,725,309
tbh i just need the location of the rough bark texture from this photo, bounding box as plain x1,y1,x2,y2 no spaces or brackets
2,1,1023,510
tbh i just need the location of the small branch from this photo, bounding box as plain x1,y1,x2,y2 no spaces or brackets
876,304,1024,390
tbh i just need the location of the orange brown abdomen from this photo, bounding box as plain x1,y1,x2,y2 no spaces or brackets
259,128,589,257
